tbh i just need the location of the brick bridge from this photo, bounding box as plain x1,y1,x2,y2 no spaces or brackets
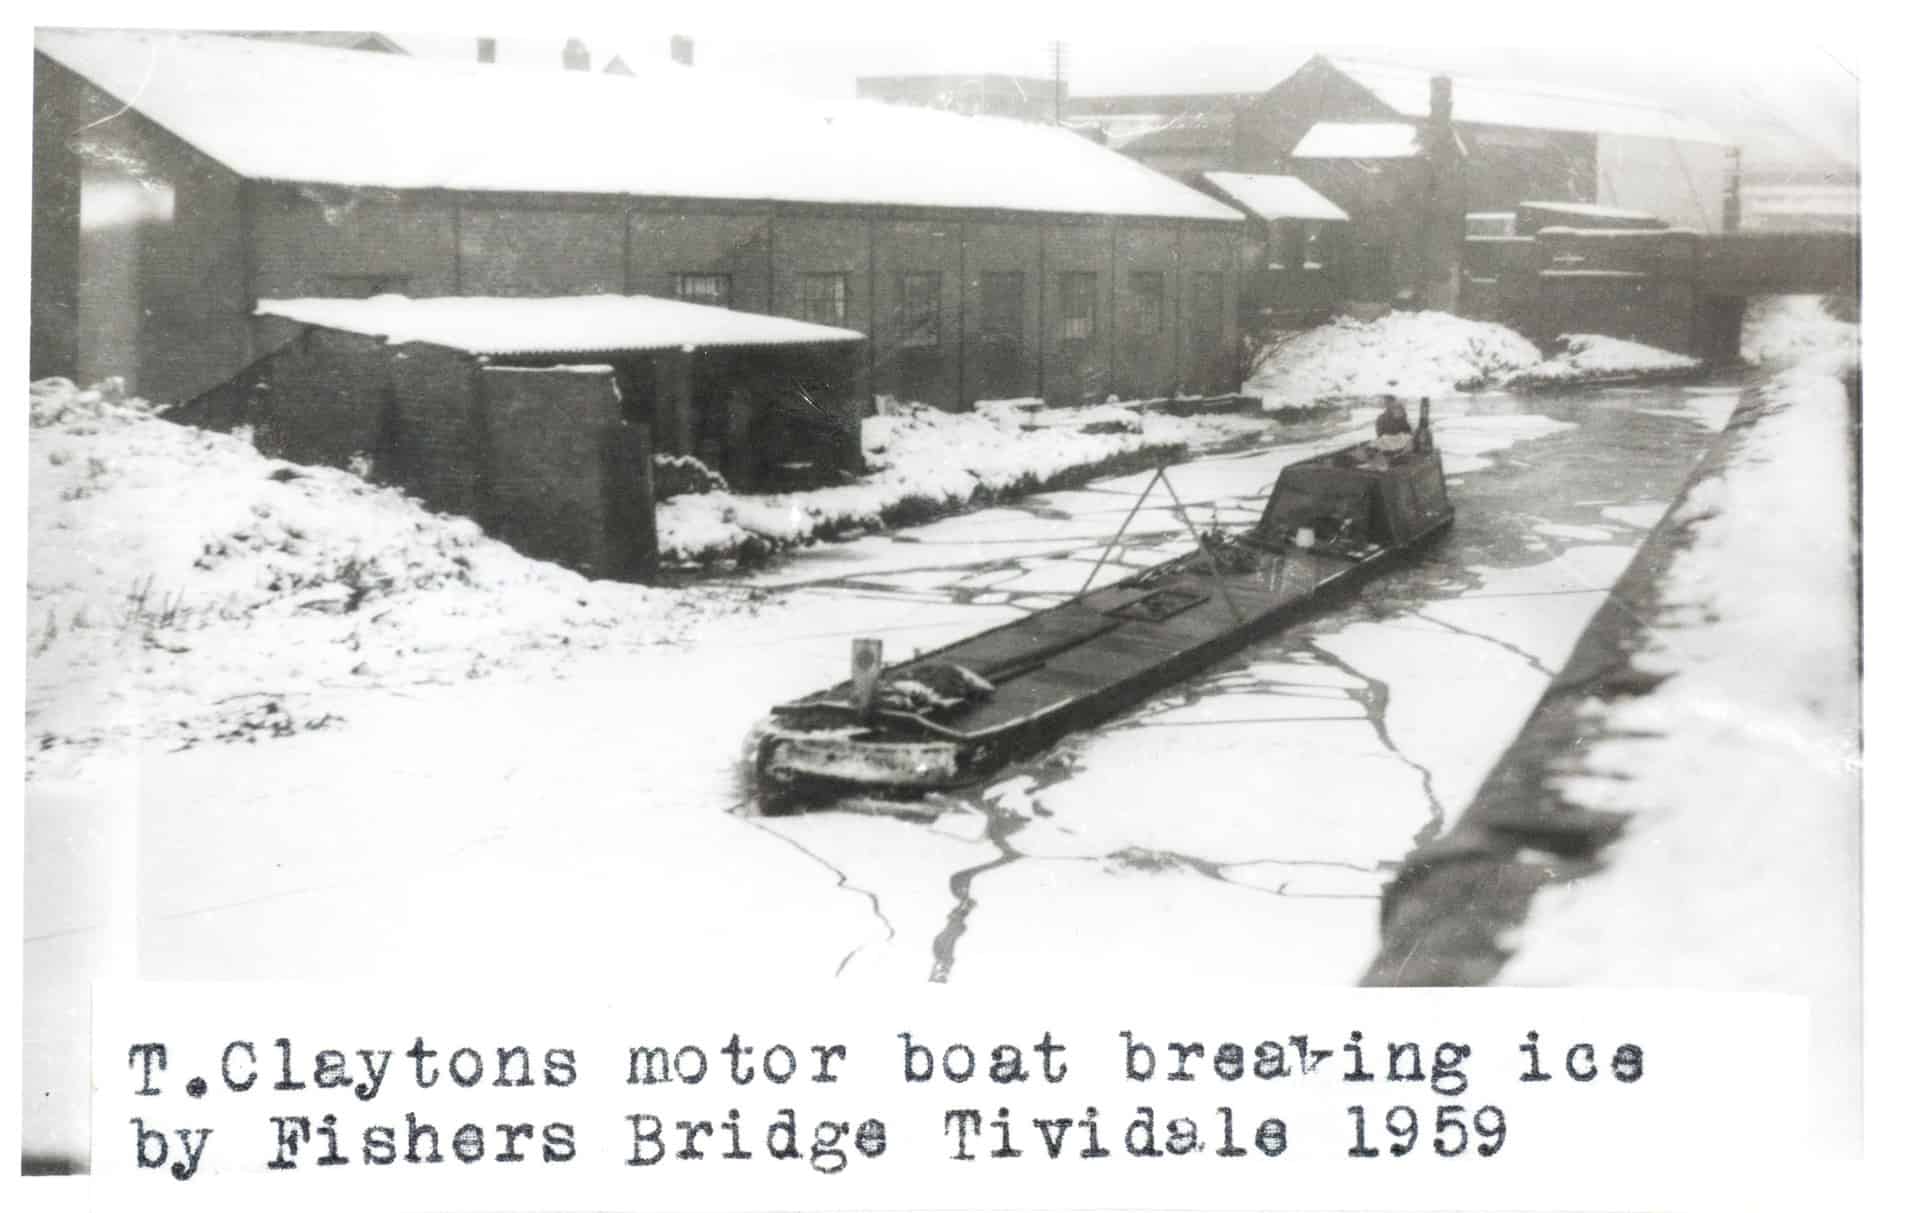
1463,228,1859,362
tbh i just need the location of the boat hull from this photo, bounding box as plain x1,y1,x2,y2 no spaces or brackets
751,509,1453,806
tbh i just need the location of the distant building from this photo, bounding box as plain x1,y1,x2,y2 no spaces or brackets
856,74,1058,123
1083,55,1727,306
1067,93,1257,173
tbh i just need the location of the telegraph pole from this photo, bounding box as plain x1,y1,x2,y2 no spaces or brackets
1049,40,1067,123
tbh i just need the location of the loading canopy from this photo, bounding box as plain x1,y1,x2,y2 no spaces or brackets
255,293,866,357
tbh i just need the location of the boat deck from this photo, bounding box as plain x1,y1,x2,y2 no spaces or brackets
783,542,1370,740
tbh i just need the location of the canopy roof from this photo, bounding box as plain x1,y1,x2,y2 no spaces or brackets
256,294,866,356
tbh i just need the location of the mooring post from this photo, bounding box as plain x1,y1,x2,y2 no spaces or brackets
850,637,883,720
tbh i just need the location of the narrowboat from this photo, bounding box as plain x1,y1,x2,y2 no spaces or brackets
748,434,1453,806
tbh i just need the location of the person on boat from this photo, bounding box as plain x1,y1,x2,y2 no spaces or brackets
1374,396,1414,456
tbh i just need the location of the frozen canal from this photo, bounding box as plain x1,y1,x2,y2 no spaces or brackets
731,383,1743,983
24,380,1740,1166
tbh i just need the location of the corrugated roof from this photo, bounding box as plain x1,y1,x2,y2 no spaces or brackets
1291,122,1423,160
1326,57,1727,146
1200,173,1348,222
37,28,1241,222
256,294,866,355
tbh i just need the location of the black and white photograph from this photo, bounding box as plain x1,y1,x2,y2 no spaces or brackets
18,0,1873,1196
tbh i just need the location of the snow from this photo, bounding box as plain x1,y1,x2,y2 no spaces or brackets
1244,311,1542,408
24,369,1734,1163
37,28,1242,223
26,378,733,764
1325,57,1727,145
1742,294,1860,368
1200,173,1349,222
256,294,864,355
1497,355,1860,1151
1519,200,1663,222
655,398,1274,566
1508,333,1702,386
1290,121,1422,160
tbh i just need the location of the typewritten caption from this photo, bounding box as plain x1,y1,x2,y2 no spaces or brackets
118,1028,1650,1180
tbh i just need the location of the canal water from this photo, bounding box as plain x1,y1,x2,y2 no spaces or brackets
742,377,1747,985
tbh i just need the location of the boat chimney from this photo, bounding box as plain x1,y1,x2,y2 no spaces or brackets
851,638,883,719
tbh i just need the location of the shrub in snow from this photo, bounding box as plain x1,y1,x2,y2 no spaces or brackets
653,452,730,499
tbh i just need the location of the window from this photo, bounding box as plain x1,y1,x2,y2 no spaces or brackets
980,272,1024,344
1127,272,1164,334
1058,272,1097,343
675,273,731,308
798,273,848,326
898,272,941,349
1191,272,1225,339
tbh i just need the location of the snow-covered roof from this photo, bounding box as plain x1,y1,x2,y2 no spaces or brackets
1200,173,1348,222
1325,57,1727,146
1291,122,1423,160
36,29,1242,223
256,294,866,356
1518,201,1663,222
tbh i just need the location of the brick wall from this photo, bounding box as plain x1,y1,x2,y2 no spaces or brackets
478,365,640,576
34,58,252,404
246,327,392,467
388,341,485,518
628,208,772,312
31,55,80,380
253,185,458,299
459,203,625,295
1114,221,1182,399
961,220,1043,402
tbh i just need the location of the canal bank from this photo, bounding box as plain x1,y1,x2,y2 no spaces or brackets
1363,351,1861,1148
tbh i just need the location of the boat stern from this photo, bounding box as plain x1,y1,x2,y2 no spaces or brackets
748,718,974,801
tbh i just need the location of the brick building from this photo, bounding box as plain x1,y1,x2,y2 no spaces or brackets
1082,56,1727,306
32,28,1245,416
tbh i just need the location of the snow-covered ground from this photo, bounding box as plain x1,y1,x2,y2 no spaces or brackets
26,378,741,763
657,397,1272,566
1244,310,1707,410
1742,293,1861,368
1246,311,1542,408
1498,351,1860,1152
25,369,1742,1166
1507,333,1702,387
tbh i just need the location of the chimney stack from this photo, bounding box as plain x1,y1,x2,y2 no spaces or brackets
563,37,590,71
670,34,694,66
1422,75,1463,312
477,37,496,64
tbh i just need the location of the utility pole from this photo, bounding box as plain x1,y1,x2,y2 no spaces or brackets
1723,146,1743,233
1049,40,1067,123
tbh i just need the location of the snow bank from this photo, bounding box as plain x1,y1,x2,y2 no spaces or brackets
1245,311,1542,409
655,399,1196,566
27,379,733,763
1505,333,1703,389
1500,355,1859,1089
1742,294,1859,368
